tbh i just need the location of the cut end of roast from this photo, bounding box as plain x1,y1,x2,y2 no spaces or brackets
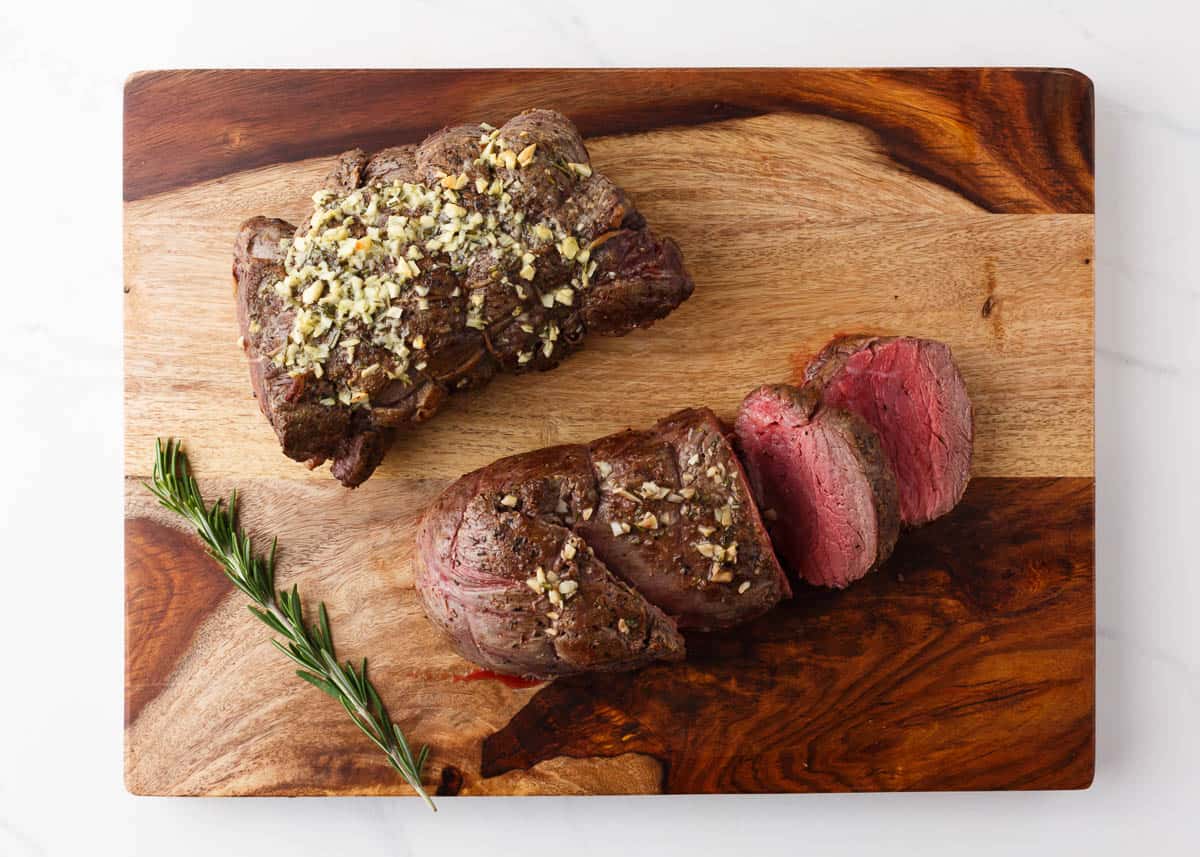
805,335,974,526
735,385,900,589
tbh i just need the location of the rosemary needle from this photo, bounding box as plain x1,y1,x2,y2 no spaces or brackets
144,438,435,810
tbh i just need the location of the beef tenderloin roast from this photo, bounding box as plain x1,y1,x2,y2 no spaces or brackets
235,109,693,487
804,335,973,525
414,408,789,678
735,385,901,589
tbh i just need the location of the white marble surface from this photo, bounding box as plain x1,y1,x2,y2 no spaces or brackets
1,0,1196,854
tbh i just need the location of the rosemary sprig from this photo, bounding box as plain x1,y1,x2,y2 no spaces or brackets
144,438,435,810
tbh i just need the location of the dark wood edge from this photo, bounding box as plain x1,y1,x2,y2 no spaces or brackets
123,67,1094,212
477,476,1095,794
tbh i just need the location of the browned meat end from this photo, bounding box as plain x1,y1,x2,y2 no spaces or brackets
579,408,790,630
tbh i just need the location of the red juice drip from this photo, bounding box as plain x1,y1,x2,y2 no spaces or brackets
452,668,543,689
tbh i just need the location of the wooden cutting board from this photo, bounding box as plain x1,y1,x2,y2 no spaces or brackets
123,68,1094,796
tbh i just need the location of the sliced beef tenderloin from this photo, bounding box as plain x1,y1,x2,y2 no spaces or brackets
414,408,789,678
804,335,973,525
735,385,900,589
235,109,693,487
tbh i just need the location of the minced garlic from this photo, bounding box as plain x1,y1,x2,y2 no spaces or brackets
263,122,596,408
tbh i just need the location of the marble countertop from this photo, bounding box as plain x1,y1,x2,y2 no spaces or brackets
1,0,1196,854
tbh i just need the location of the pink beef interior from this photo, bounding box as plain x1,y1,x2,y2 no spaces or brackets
736,391,879,589
821,338,972,525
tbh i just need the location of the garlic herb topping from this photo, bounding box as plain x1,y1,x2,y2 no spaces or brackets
265,124,595,407
600,431,751,589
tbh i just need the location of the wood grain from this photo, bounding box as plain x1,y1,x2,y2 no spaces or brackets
482,478,1094,792
123,68,1094,796
125,518,229,725
124,68,1093,212
124,476,1092,794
